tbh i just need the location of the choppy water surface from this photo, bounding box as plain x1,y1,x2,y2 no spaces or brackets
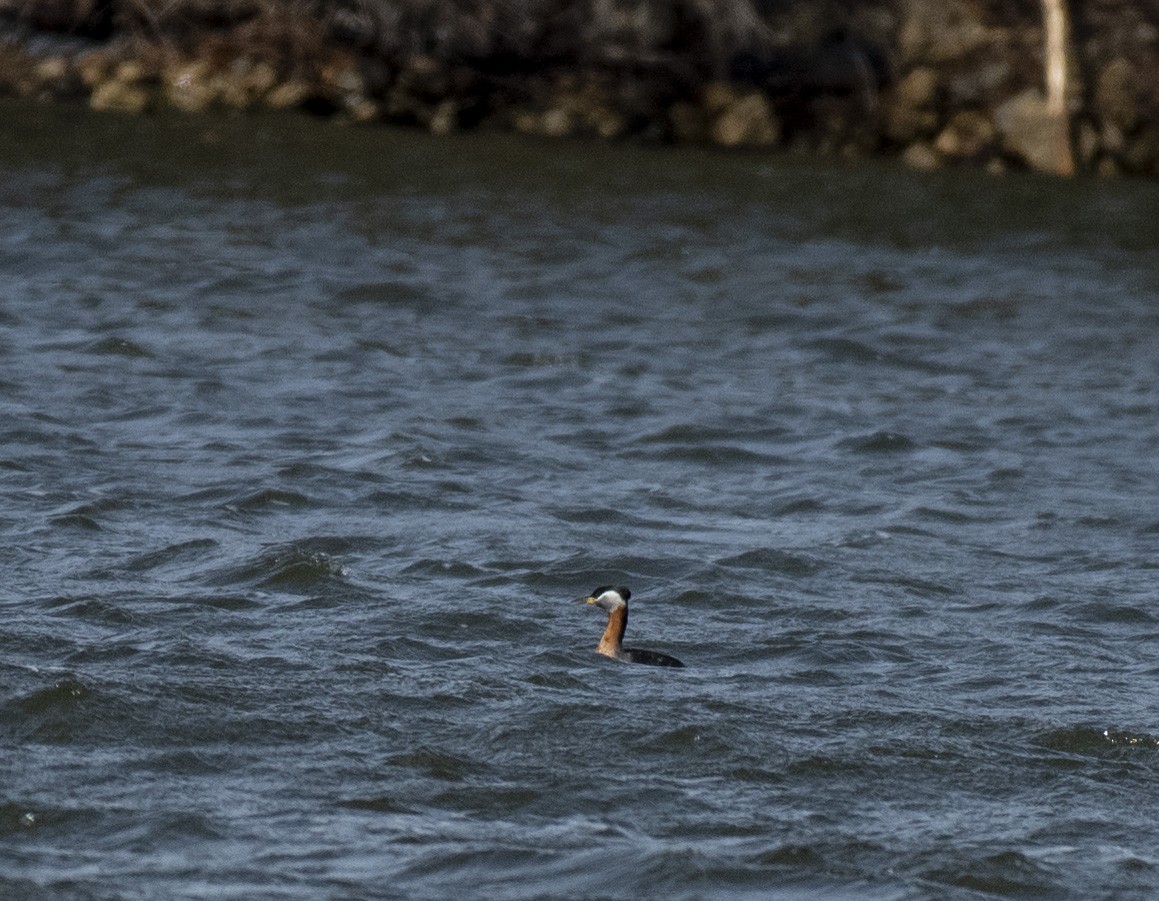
2,100,1159,900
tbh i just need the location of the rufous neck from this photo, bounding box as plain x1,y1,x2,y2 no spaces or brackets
597,605,627,657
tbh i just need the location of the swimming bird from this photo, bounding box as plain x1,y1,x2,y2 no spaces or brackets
579,586,685,667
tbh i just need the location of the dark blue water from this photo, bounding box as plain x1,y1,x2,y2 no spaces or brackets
3,100,1159,900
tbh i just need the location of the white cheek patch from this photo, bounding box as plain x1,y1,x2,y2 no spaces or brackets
597,591,625,610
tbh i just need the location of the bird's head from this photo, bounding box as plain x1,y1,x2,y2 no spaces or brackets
579,585,630,612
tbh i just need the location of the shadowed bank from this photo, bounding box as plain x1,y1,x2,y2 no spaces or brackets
1,0,1157,176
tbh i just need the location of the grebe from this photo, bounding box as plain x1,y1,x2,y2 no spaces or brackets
579,586,685,668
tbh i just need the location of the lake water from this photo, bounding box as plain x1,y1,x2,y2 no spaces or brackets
2,99,1159,900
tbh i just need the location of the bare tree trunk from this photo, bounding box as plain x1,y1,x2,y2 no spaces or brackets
1041,0,1077,174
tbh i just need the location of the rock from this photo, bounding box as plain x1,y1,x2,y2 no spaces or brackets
551,78,629,140
165,60,215,112
113,60,147,84
386,56,454,124
933,109,994,161
243,61,278,98
1095,58,1139,134
511,106,576,139
898,0,991,65
1101,122,1126,154
540,106,574,138
702,82,739,116
90,78,150,113
993,89,1072,175
897,66,939,107
212,71,252,109
507,77,628,141
887,102,940,144
34,56,69,84
346,98,381,124
321,57,370,115
885,66,940,142
321,61,364,97
592,108,627,140
945,59,1011,106
1076,119,1101,167
399,55,449,100
901,141,942,170
264,79,313,110
511,110,541,135
194,57,280,110
75,51,111,89
711,91,780,148
428,99,458,135
586,0,678,54
1096,156,1121,178
32,55,84,99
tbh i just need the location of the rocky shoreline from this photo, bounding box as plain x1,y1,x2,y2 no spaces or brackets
1,0,1156,177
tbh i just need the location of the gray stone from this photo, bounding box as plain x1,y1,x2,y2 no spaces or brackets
901,141,942,170
933,109,994,161
885,67,941,142
90,78,150,113
711,92,779,148
1096,58,1139,133
993,89,1072,174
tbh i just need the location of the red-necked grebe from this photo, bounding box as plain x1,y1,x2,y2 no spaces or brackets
578,586,685,668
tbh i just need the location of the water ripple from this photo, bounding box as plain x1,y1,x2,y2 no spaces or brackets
3,110,1159,900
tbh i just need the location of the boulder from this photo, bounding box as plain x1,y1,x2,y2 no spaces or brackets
1095,58,1139,134
895,66,939,108
702,81,739,116
898,0,991,65
945,59,1012,106
345,98,380,123
901,141,942,170
165,60,215,112
34,56,69,85
592,108,627,140
933,109,994,161
1096,156,1121,178
321,56,371,115
885,66,940,142
428,99,459,135
711,91,780,148
75,50,111,89
1075,119,1101,168
112,60,147,84
540,106,574,138
90,78,150,113
1101,122,1126,154
32,55,84,100
993,89,1072,175
264,79,313,110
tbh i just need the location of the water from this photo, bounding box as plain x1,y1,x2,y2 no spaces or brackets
2,99,1159,900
